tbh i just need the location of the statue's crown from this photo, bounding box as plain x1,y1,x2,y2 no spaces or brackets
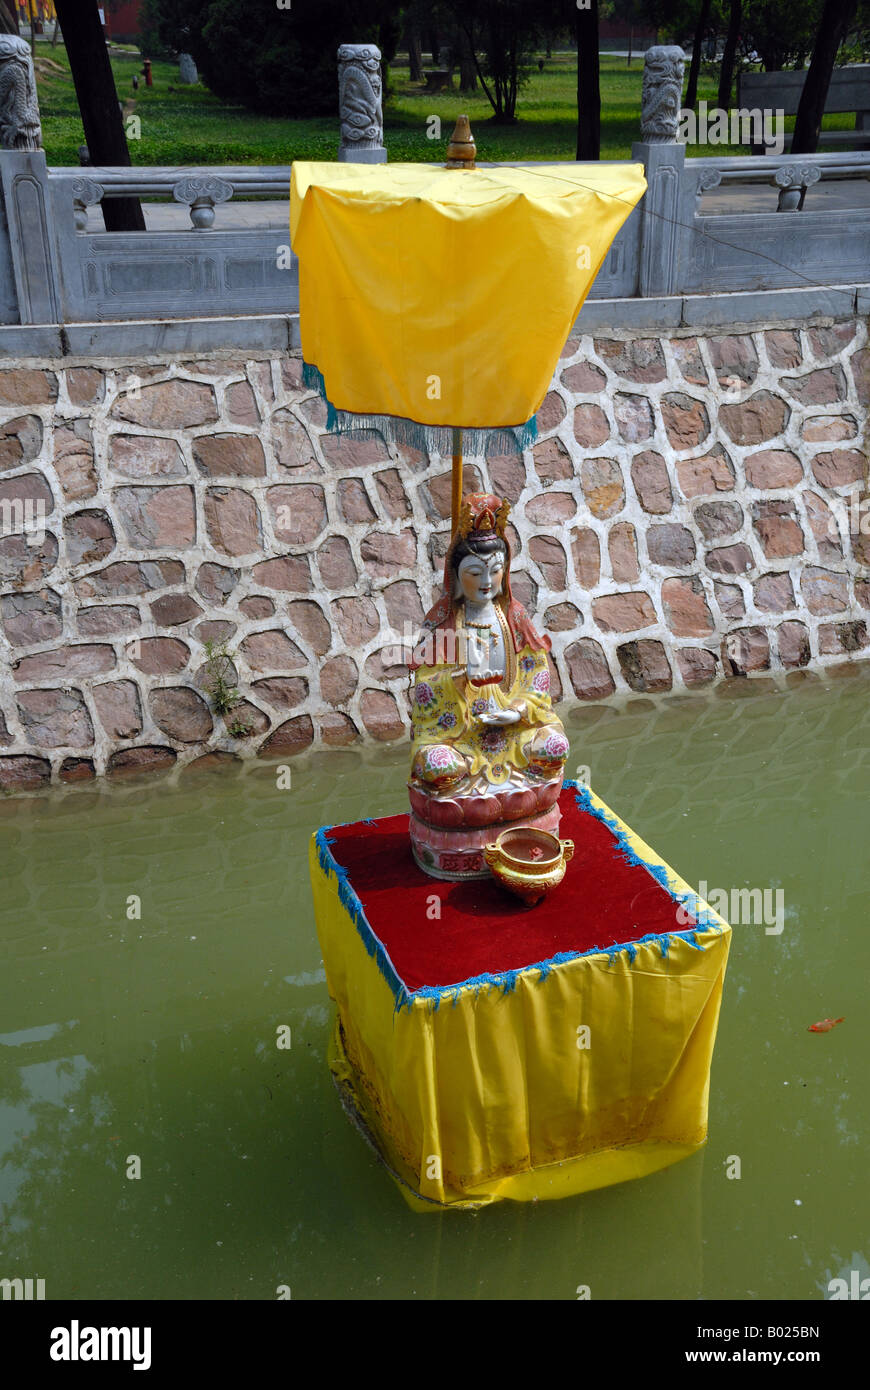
457,492,509,541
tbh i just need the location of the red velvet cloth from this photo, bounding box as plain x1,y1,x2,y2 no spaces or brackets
324,789,687,993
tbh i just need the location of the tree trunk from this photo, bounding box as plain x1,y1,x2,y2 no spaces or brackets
406,22,423,83
628,28,633,68
53,0,145,231
457,24,476,93
717,0,741,109
0,2,19,35
792,0,858,153
51,14,60,47
576,0,600,160
684,0,713,111
426,28,439,65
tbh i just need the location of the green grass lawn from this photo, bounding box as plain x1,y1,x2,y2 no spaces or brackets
34,42,855,167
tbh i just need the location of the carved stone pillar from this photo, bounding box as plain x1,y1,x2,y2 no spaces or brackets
179,54,198,85
0,35,42,151
631,45,689,298
337,44,387,164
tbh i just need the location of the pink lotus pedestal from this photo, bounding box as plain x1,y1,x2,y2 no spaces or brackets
408,775,563,880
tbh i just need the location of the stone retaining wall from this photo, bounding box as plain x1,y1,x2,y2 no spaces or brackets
1,317,868,789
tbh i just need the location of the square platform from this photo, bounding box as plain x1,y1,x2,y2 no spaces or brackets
309,782,731,1208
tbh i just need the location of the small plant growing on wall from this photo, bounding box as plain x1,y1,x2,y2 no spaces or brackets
202,638,242,716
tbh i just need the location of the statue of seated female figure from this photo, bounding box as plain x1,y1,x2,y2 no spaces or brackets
408,493,569,877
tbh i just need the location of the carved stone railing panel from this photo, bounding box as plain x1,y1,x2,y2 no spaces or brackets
71,178,105,232
172,177,234,229
774,163,822,211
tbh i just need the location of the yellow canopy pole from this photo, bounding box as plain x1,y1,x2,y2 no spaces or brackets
446,116,475,537
451,427,463,535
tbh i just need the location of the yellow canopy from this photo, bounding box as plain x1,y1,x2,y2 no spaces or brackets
290,161,647,432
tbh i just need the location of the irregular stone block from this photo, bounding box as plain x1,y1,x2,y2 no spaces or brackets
320,711,361,746
561,360,607,392
360,530,416,579
250,555,311,592
150,593,202,626
16,687,93,747
0,469,53,512
0,531,58,587
331,596,379,647
543,602,581,632
693,500,743,540
564,637,615,699
509,569,538,612
800,416,857,443
528,534,567,590
488,454,528,501
850,347,869,405
92,680,143,739
537,391,566,432
109,434,187,478
59,757,96,782
777,620,810,667
669,337,708,385
375,468,412,519
106,746,177,777
422,466,483,523
818,620,869,655
194,619,236,644
271,408,320,473
676,445,736,499
525,492,576,525
661,576,714,637
252,676,309,710
753,572,796,612
1,589,62,645
764,329,801,369
224,699,270,737
75,559,184,599
800,567,849,615
128,636,189,675
570,526,600,588
0,369,57,405
337,476,376,524
661,392,710,450
195,562,238,605
676,647,717,686
630,450,672,514
114,485,196,548
614,393,654,443
723,626,770,674
782,366,846,406
267,483,327,546
257,714,314,757
646,523,695,566
573,403,611,449
593,338,666,382
77,605,140,636
287,599,331,656
225,381,260,427
192,433,266,478
705,542,754,576
14,644,114,682
0,415,42,473
316,535,357,589
383,579,424,631
713,581,745,618
64,509,115,567
240,629,306,672
592,591,657,633
149,687,213,742
66,368,106,405
111,379,218,429
0,754,51,790
617,639,672,692
531,438,572,484
809,323,855,358
239,596,275,620
53,421,97,499
321,430,390,471
810,449,864,489
608,522,639,583
581,456,624,518
719,391,789,445
708,334,758,386
364,646,407,683
360,688,405,741
204,487,262,555
751,499,804,559
802,490,843,561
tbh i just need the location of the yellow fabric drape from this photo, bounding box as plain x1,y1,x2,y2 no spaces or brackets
290,162,647,429
310,788,731,1210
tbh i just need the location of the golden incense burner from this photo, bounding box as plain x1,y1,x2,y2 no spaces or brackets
484,827,574,907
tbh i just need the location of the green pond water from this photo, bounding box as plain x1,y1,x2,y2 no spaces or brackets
1,667,868,1302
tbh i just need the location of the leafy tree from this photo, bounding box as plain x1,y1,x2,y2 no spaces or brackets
446,0,544,123
792,0,859,151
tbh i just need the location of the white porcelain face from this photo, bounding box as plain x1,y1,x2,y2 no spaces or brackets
456,553,505,604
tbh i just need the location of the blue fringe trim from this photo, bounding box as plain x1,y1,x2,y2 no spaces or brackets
302,360,538,458
315,791,721,1012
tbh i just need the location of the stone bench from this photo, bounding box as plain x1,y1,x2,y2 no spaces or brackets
738,66,870,152
423,68,453,93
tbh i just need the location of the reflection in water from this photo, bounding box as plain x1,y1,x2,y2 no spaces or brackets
0,668,868,1299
